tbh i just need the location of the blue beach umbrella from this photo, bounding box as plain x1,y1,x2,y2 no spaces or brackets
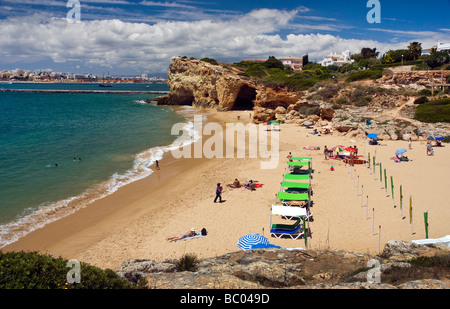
395,148,407,155
303,121,313,126
237,234,270,250
435,136,444,140
367,133,378,139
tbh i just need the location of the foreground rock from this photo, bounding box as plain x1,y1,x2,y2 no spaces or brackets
116,241,450,289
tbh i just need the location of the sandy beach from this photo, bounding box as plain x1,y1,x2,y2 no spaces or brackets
3,108,450,271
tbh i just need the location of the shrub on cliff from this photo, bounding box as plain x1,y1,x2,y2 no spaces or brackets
414,98,450,123
414,96,429,105
200,57,219,65
263,56,285,70
345,69,383,82
244,64,268,78
0,251,145,289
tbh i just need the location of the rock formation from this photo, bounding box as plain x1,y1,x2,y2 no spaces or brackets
155,57,450,140
379,71,449,88
156,57,304,119
157,57,259,111
116,240,450,289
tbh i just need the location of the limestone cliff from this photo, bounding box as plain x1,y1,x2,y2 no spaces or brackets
155,57,449,139
157,57,258,110
156,57,304,117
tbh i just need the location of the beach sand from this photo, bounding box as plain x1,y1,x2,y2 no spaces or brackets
3,109,450,271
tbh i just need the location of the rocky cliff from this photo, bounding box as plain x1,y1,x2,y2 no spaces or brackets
117,240,450,289
155,57,450,140
156,57,304,117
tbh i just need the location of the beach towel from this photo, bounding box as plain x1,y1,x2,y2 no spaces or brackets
303,146,319,150
174,234,205,242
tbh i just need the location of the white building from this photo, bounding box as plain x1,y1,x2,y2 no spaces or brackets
422,41,450,55
437,41,450,52
279,57,303,73
320,50,354,67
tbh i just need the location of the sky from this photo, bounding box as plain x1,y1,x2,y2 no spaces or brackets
0,0,449,76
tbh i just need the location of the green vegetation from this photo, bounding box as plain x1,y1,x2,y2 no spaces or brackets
345,69,383,82
228,42,449,93
413,96,429,105
233,58,332,91
200,57,219,65
414,97,450,123
173,253,199,272
0,251,146,289
418,89,432,96
382,253,450,285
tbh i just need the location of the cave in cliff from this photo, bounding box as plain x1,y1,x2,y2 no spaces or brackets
232,85,256,110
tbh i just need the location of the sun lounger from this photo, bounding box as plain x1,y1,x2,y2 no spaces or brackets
283,174,311,182
276,192,309,206
270,224,304,240
280,181,311,193
271,218,301,230
288,161,310,167
287,161,311,173
290,157,311,161
271,205,312,220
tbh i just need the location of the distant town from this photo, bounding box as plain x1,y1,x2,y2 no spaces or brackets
0,69,167,83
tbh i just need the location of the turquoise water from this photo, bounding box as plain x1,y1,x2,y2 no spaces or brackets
0,83,194,247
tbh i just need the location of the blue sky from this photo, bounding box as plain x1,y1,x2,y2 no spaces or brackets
0,0,449,76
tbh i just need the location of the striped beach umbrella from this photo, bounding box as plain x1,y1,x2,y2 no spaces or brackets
331,145,344,152
237,234,269,250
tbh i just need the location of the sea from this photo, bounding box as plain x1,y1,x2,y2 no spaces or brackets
0,82,199,248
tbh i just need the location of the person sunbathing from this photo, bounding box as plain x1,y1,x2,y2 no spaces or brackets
167,228,197,242
227,179,241,188
245,181,256,191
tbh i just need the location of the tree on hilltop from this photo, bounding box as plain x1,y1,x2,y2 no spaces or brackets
408,42,422,61
264,56,285,70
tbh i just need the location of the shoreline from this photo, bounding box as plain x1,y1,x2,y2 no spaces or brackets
0,104,198,249
3,108,450,271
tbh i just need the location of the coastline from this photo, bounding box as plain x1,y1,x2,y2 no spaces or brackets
3,108,450,271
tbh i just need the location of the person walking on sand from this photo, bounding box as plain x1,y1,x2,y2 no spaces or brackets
426,141,434,156
408,137,412,150
324,146,329,160
287,152,292,161
155,160,160,170
214,183,223,203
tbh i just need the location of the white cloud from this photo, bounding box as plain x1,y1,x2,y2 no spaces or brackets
1,9,447,74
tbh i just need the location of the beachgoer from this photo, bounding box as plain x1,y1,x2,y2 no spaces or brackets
155,160,160,170
354,146,358,156
167,228,197,242
408,137,412,149
330,165,334,171
324,146,329,160
214,183,223,203
292,166,302,174
227,179,241,188
245,180,256,191
426,142,434,156
287,152,292,161
55,163,58,167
